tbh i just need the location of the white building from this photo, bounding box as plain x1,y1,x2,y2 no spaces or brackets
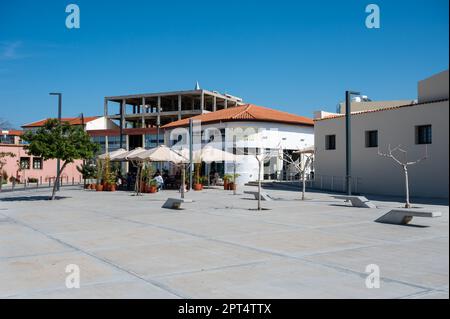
163,104,315,184
313,69,449,199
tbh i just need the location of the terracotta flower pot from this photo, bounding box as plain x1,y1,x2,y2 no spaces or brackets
149,186,157,193
90,183,96,190
193,183,203,191
223,180,228,190
96,184,103,191
109,184,116,192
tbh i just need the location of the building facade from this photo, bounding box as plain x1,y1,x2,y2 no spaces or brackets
163,104,315,184
0,116,116,186
313,70,449,199
102,88,244,153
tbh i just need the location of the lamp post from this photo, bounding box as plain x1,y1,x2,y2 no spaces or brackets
188,119,193,191
50,92,62,191
345,90,360,196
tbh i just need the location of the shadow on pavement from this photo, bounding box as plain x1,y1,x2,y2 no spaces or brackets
0,196,70,202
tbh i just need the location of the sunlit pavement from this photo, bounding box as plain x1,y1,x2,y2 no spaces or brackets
0,185,448,298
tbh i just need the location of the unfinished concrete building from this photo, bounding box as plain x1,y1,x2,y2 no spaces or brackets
102,88,244,151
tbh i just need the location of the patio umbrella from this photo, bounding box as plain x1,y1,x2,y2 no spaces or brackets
198,145,236,163
174,145,236,163
97,148,127,160
175,145,238,189
111,147,147,161
128,145,188,163
127,145,189,198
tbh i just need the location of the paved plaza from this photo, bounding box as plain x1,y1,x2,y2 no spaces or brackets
0,185,448,299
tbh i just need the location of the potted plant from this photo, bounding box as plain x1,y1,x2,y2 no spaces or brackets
77,163,96,189
229,173,240,191
148,178,158,193
103,156,117,191
140,164,154,193
223,174,232,190
95,159,104,191
193,163,203,191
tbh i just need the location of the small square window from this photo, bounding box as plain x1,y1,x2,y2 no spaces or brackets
416,125,432,144
365,130,378,148
20,157,30,170
33,158,43,170
325,135,336,150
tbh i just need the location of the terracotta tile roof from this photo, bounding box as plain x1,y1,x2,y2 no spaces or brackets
22,116,100,128
314,98,449,121
162,104,314,128
1,129,23,136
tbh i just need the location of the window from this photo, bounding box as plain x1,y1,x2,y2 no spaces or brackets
0,135,14,144
416,125,432,144
33,158,43,170
325,135,336,150
365,130,378,148
20,157,30,169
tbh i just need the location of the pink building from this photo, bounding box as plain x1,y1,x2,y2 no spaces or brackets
1,116,119,187
0,129,83,186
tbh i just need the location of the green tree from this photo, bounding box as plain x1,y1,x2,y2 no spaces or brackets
22,119,99,200
0,152,15,190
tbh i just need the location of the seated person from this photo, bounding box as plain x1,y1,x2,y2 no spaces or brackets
154,172,164,191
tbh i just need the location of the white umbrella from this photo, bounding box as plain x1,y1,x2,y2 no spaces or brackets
128,145,188,163
198,145,236,163
112,147,147,161
97,148,127,160
174,145,236,163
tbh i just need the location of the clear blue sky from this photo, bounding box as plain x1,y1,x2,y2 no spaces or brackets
1,0,448,128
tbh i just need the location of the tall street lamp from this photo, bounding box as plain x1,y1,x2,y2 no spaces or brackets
49,92,62,191
345,90,360,196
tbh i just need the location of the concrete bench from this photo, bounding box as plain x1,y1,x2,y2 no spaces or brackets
244,191,273,201
375,208,442,225
332,195,376,208
162,198,193,209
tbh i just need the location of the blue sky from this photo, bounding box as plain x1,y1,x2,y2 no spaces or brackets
0,0,448,128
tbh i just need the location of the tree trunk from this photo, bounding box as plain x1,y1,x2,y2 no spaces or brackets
257,160,261,211
233,162,237,195
301,170,306,200
50,161,68,200
181,164,185,199
404,165,411,208
135,164,141,196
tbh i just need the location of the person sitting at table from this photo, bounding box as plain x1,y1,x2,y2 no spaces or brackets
154,172,164,191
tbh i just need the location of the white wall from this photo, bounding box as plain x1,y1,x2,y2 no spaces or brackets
165,121,314,185
86,117,119,131
314,100,449,199
418,69,449,103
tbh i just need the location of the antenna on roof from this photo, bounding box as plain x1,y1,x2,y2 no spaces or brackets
194,81,201,90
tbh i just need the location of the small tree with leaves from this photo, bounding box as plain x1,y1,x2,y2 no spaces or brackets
378,144,428,208
22,119,99,200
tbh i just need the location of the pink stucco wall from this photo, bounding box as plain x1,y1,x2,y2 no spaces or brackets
1,144,83,184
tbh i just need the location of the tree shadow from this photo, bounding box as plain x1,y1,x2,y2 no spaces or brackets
0,196,70,202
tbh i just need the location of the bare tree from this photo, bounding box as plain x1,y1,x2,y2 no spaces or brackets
279,147,314,200
378,144,428,208
254,149,275,211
